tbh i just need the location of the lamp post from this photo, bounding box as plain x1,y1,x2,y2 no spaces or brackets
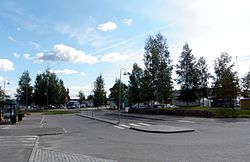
3,79,10,122
118,68,129,124
46,77,49,109
3,80,10,99
26,84,28,111
91,82,94,117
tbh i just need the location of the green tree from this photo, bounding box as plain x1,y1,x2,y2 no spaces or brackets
87,94,93,100
0,89,5,101
109,79,127,108
129,63,143,107
33,69,68,106
213,52,239,108
78,90,85,104
58,79,68,105
93,74,106,106
241,70,250,98
176,43,199,105
143,33,173,104
47,70,59,105
140,70,153,105
33,73,47,106
196,57,211,105
15,70,33,106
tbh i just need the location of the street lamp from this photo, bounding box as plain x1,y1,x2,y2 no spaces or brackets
2,79,10,122
3,79,10,99
118,68,129,124
26,84,28,111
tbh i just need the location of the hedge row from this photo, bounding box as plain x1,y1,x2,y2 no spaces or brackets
128,108,213,118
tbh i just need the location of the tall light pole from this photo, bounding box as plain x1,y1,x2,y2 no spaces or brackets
3,79,10,100
91,82,94,117
26,84,28,111
118,68,129,124
46,77,49,109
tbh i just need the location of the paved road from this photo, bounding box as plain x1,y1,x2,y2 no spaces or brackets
0,112,116,162
39,112,250,162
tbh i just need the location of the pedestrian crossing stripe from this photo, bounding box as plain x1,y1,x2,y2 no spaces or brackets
137,122,151,126
0,136,37,148
113,125,125,129
128,123,141,127
113,122,151,129
119,124,130,128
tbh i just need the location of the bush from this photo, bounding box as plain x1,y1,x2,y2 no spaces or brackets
129,108,213,117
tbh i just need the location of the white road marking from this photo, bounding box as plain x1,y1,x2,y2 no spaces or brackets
113,125,125,129
137,122,151,126
119,124,130,128
128,123,141,127
40,115,45,128
2,125,12,129
0,136,37,147
178,120,195,123
63,128,68,133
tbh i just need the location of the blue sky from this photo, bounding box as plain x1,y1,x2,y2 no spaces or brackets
0,0,250,98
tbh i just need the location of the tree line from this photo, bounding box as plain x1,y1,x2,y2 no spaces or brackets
15,69,69,107
108,33,250,108
5,32,250,108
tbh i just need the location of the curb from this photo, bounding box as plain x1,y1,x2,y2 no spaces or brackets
76,114,195,134
76,114,118,125
108,113,164,121
29,136,39,162
35,132,65,136
130,126,195,134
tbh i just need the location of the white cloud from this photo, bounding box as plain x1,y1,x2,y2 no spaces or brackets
97,21,117,32
13,52,20,59
0,59,14,71
8,36,16,42
17,27,22,31
123,18,133,25
101,52,129,63
80,72,87,76
138,0,250,77
36,70,42,74
36,44,98,64
3,2,41,31
50,69,87,76
50,69,78,75
23,53,31,60
0,76,4,82
30,41,41,49
55,24,115,49
68,85,92,98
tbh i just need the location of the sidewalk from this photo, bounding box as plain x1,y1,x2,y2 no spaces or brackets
77,113,195,134
29,148,116,162
0,113,65,136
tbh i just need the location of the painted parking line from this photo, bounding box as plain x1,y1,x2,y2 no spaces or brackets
178,120,195,123
113,125,125,129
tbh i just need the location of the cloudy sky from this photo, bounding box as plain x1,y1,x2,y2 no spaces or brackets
0,0,250,98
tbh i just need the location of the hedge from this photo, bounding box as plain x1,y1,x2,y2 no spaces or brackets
128,108,213,118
